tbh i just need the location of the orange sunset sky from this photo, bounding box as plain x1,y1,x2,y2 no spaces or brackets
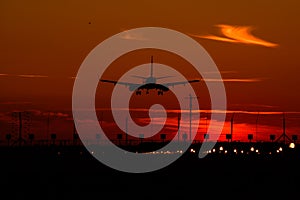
0,0,300,142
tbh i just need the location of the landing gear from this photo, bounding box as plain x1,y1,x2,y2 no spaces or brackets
136,90,142,95
135,90,164,95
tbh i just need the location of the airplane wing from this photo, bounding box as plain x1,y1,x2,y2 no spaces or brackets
162,79,200,87
100,79,141,91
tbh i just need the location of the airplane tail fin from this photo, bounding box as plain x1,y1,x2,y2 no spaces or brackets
150,56,174,80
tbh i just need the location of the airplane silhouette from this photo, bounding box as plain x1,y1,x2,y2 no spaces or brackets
100,56,200,95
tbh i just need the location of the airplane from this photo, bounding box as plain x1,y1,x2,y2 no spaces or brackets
100,56,200,95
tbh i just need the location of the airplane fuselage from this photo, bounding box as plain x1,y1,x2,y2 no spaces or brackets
145,77,156,84
100,56,199,96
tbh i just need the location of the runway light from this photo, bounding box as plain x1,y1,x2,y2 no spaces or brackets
289,143,295,149
219,146,224,151
224,150,228,154
276,150,280,153
233,149,237,153
250,147,255,152
255,149,259,153
241,150,244,154
212,148,216,153
279,147,283,152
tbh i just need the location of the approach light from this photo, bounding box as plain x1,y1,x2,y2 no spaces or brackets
270,134,276,142
226,134,232,141
250,147,255,152
219,146,224,151
117,134,123,140
204,133,209,140
289,143,295,149
160,133,166,141
51,133,57,140
248,134,253,141
96,134,101,140
28,133,35,140
279,147,283,151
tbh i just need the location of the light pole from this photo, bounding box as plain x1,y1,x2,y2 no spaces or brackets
186,94,199,143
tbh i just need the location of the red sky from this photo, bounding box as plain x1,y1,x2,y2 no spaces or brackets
1,0,300,143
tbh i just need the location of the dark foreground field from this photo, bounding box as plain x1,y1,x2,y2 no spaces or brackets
1,143,299,200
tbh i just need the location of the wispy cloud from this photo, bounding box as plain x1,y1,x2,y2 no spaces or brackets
1,70,259,83
17,74,48,78
191,24,279,48
200,110,300,115
94,108,300,116
232,103,278,109
119,30,149,41
40,111,69,118
0,101,32,105
203,70,238,75
0,73,48,78
202,78,262,82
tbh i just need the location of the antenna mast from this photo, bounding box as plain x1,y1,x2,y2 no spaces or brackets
186,94,200,143
275,112,292,144
230,113,234,142
256,112,259,142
